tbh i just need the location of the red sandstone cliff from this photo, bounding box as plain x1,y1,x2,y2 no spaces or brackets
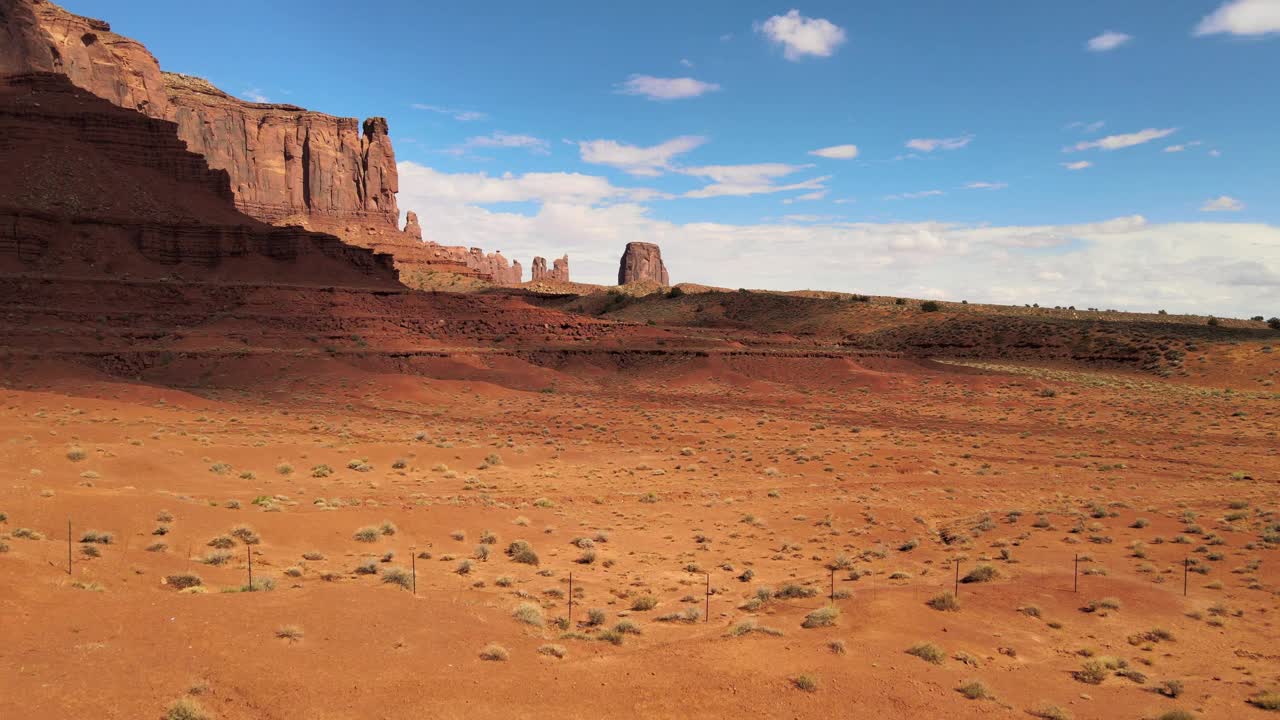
532,255,570,283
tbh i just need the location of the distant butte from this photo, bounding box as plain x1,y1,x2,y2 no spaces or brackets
618,241,669,285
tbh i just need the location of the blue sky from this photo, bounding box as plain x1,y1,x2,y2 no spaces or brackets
63,1,1280,314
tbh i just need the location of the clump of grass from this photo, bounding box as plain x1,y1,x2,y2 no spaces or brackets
353,526,380,543
1082,597,1121,613
207,535,235,549
165,697,211,720
276,463,293,476
165,573,203,590
201,551,232,566
656,607,702,623
1247,691,1280,711
506,540,539,565
793,674,818,692
382,567,412,590
1029,704,1072,720
230,525,260,545
829,639,847,655
456,559,474,575
1159,679,1184,698
66,447,87,462
355,560,378,575
80,544,100,558
538,643,567,658
801,606,839,628
1156,711,1197,720
961,564,998,583
775,583,818,599
275,625,304,642
957,679,992,700
907,642,945,664
479,643,509,661
631,595,659,611
80,530,113,544
927,592,960,611
13,527,43,540
302,551,324,561
513,602,545,627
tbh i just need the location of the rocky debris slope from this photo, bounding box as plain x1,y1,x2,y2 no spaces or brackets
618,241,668,285
0,72,398,287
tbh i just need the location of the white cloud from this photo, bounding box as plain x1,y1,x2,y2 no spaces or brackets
1209,149,1222,157
680,58,694,68
396,162,1280,315
397,162,662,206
242,88,270,103
1067,120,1106,133
1195,0,1280,36
1201,195,1245,212
1163,141,1203,153
756,10,847,60
808,144,859,159
1062,161,1093,170
906,135,973,152
411,103,487,122
577,136,706,176
1066,128,1176,152
1087,31,1133,51
887,190,945,200
617,75,721,100
965,181,1008,190
680,163,828,198
454,132,550,155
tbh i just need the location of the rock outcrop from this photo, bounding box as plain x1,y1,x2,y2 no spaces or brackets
531,255,570,283
0,71,398,287
618,242,669,286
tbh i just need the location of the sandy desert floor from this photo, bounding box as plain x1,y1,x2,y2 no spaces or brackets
1,351,1277,720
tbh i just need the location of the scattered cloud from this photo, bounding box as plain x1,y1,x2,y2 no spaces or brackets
577,136,706,176
786,190,828,203
452,132,550,156
1062,160,1093,170
397,161,1280,315
681,163,827,198
964,181,1008,190
1209,149,1222,157
905,135,973,152
1066,120,1106,133
242,88,270,103
1065,127,1176,152
756,10,847,60
411,103,488,122
1087,31,1133,51
887,190,945,200
1201,195,1244,212
617,74,721,100
680,58,694,68
1163,141,1203,153
808,144,859,160
1195,0,1280,36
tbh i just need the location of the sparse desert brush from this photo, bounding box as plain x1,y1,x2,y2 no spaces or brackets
927,592,960,611
962,564,998,583
382,567,412,589
230,525,260,545
80,544,100,558
631,595,658,611
275,625,304,642
538,643,567,658
456,559,473,575
13,527,44,540
483,453,502,467
1158,679,1184,698
1029,703,1071,720
613,620,641,635
576,548,597,564
957,679,992,700
310,464,333,478
513,602,545,627
506,540,539,565
275,462,293,476
72,580,104,591
479,643,509,661
202,550,232,566
585,608,607,626
727,619,785,637
451,529,466,541
236,578,276,592
656,607,702,623
1156,711,1197,720
598,629,624,645
1074,659,1113,684
156,510,173,523
775,584,817,599
495,575,514,587
80,529,113,544
66,446,87,462
165,573,203,590
792,674,818,692
907,642,945,664
1082,597,1121,613
224,500,241,510
355,560,378,575
474,544,490,561
1248,690,1280,711
0,541,10,553
302,551,324,561
283,566,303,578
801,606,839,628
479,529,497,544
207,535,235,549
353,526,380,543
1019,605,1042,618
379,521,397,536
165,697,210,720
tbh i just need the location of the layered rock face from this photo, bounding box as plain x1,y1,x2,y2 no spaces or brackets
17,1,398,229
618,242,669,285
0,71,398,287
531,255,570,283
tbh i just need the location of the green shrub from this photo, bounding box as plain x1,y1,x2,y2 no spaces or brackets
907,642,945,664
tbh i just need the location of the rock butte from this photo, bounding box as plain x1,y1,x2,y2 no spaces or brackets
531,255,571,283
618,241,669,286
